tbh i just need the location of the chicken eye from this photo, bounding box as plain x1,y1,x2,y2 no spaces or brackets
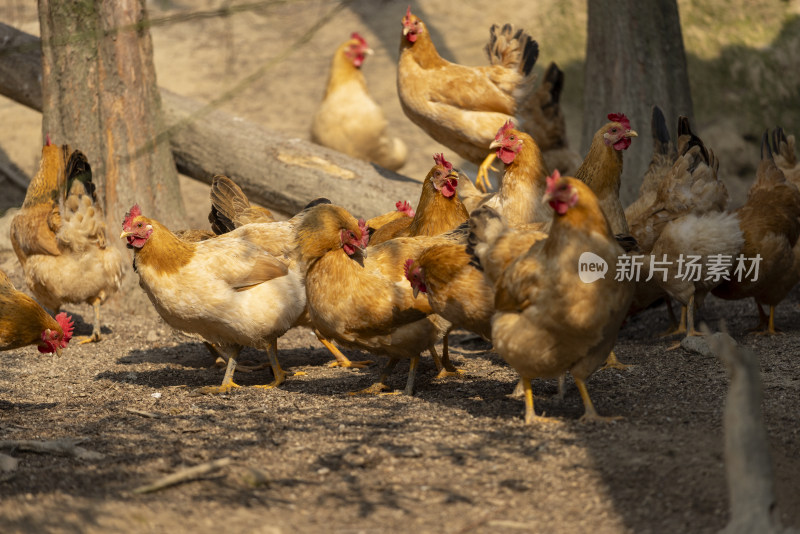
137,222,142,227
611,127,618,133
509,135,515,140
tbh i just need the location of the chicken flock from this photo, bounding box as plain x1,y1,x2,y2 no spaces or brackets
3,8,800,426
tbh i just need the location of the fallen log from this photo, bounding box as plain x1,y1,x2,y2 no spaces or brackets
0,23,421,218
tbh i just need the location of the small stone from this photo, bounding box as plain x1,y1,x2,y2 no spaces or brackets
146,330,159,343
0,453,19,472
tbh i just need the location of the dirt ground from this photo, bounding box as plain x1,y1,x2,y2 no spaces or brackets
1,1,800,533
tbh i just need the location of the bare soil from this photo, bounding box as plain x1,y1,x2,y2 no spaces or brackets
1,1,799,533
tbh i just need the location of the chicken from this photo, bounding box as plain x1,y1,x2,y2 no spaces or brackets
366,200,415,231
648,132,742,344
0,269,73,355
574,113,639,236
457,121,550,227
771,127,799,187
712,132,800,334
469,170,634,423
404,226,547,357
206,175,371,369
398,8,539,191
294,203,450,395
10,140,123,344
121,205,307,394
517,62,582,176
369,153,469,246
311,32,407,171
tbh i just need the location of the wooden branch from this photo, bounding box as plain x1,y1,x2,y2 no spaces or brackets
132,457,233,494
0,23,421,219
0,438,104,460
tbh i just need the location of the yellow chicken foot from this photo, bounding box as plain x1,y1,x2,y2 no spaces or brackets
251,339,287,389
749,303,782,336
575,377,621,423
349,357,400,395
521,376,560,425
76,300,103,344
316,331,372,369
600,350,633,371
197,355,241,395
660,306,687,337
475,152,499,193
403,354,421,395
430,341,464,380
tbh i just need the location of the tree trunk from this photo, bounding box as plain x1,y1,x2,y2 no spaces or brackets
0,22,422,220
582,0,693,206
38,0,185,231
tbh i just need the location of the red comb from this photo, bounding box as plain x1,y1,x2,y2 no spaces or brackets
122,204,142,230
357,218,370,248
607,113,631,130
495,120,515,140
405,5,412,18
55,312,74,345
403,258,415,280
351,32,367,46
433,153,453,171
45,133,52,146
545,169,563,193
395,200,415,217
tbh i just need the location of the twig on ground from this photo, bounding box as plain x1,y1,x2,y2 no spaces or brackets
0,438,104,460
132,457,233,494
125,408,159,419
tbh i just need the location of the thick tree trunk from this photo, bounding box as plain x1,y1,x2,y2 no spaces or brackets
38,0,185,230
582,0,693,206
0,22,421,220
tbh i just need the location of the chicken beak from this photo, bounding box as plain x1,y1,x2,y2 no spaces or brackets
120,230,131,239
55,345,62,357
489,140,502,150
403,27,410,36
359,247,368,259
412,286,419,299
626,130,639,138
365,47,374,56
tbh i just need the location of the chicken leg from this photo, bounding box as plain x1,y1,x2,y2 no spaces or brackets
251,338,288,389
430,338,463,380
575,377,621,423
475,152,498,193
315,330,373,369
600,350,632,371
76,299,103,344
520,376,560,425
750,302,781,335
197,344,242,395
349,357,401,395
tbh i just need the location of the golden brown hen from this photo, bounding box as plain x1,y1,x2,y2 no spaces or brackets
469,170,634,423
0,269,74,356
10,140,123,344
713,132,800,334
294,203,450,395
369,153,469,246
574,113,639,236
312,32,407,171
398,7,539,191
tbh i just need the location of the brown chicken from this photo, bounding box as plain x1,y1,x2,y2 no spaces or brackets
369,153,469,246
311,32,407,171
0,269,73,355
10,140,123,343
457,122,550,227
628,117,733,339
469,170,634,423
294,203,450,395
517,62,582,175
574,113,638,236
713,132,800,334
122,205,307,394
398,7,539,191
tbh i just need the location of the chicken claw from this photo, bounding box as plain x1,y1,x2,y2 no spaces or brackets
348,382,393,396
429,343,464,380
75,333,101,345
251,339,287,389
520,378,561,425
475,152,498,193
196,353,241,395
748,304,782,336
575,377,621,423
599,351,633,371
316,331,373,369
